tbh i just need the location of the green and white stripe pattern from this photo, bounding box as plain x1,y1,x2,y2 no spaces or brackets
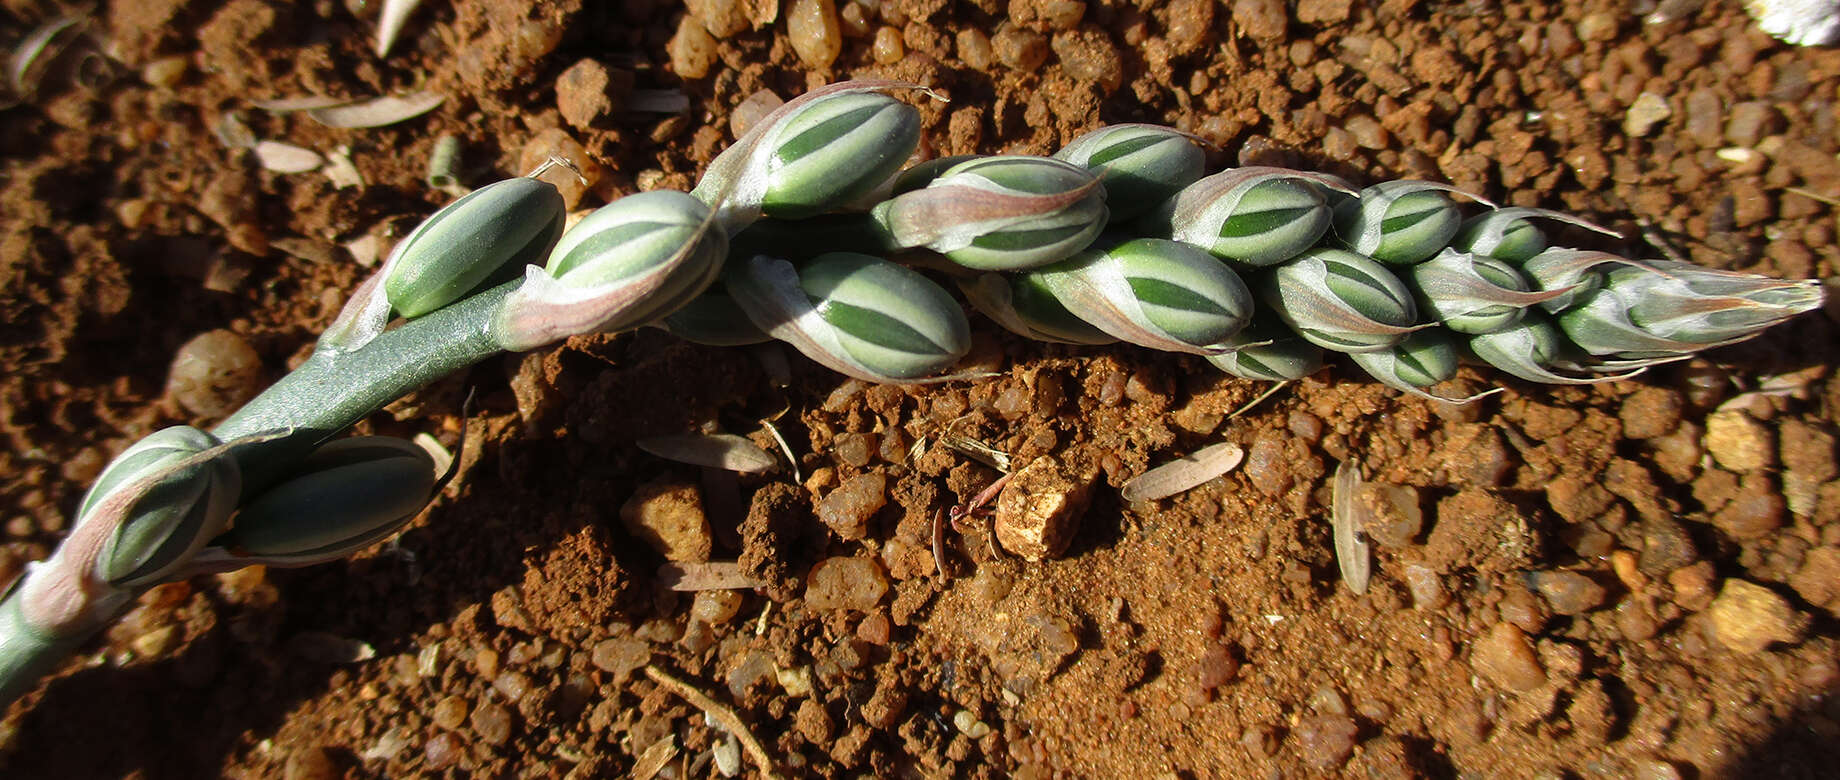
1053,124,1206,222
1027,238,1253,355
1333,180,1482,265
1262,248,1425,353
726,252,971,383
872,155,1108,271
1205,314,1325,382
221,436,437,564
1149,168,1353,267
493,190,728,351
1408,248,1566,335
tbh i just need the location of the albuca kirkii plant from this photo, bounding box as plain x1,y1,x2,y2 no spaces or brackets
0,79,1824,707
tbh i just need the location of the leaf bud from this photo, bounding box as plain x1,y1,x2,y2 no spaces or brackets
1053,124,1205,222
1204,314,1325,381
659,288,774,347
1029,238,1253,354
1332,180,1485,265
1148,168,1352,267
1262,248,1426,353
727,252,972,383
960,273,1118,346
77,426,243,589
493,190,728,351
381,177,567,318
1448,206,1616,263
1470,312,1641,385
1409,248,1568,335
221,436,437,563
872,155,1109,271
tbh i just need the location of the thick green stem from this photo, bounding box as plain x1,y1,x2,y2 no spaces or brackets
0,590,90,708
213,280,517,493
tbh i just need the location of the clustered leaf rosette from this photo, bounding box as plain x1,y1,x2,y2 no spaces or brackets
1468,312,1643,384
492,190,728,352
1408,248,1571,335
1332,180,1490,265
1261,248,1427,353
321,175,567,354
658,287,774,347
1449,206,1617,263
959,272,1119,346
870,155,1109,271
726,252,972,383
1021,238,1254,355
1205,313,1325,382
1347,328,1498,403
691,80,925,232
1051,124,1206,222
14,427,243,636
195,436,441,570
1556,259,1826,363
1147,168,1355,267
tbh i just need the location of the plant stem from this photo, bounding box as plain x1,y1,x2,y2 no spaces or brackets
213,279,517,494
0,587,89,708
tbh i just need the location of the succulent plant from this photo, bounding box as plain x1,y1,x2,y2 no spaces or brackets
1205,313,1326,382
1408,248,1569,335
1448,206,1616,263
1026,237,1254,354
727,252,971,382
217,436,438,565
493,190,728,351
1332,180,1486,265
1148,168,1353,267
1053,124,1205,222
1348,328,1497,403
872,155,1109,271
1262,248,1427,352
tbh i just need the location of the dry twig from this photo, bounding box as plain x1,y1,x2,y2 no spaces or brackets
645,665,783,780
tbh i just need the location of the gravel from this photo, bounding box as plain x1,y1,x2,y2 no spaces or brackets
619,480,713,562
1470,622,1546,692
166,329,263,418
1706,579,1808,654
816,472,886,540
803,556,890,611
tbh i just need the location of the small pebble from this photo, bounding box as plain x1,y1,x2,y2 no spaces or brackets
283,747,338,780
669,15,719,79
1050,30,1123,92
691,590,745,624
1402,561,1448,609
1197,644,1240,689
166,329,263,418
1712,472,1785,540
470,701,513,746
957,28,994,70
729,89,784,139
832,432,876,468
992,25,1050,71
994,456,1095,561
518,128,602,208
1232,0,1287,40
816,472,887,540
1724,101,1782,148
589,637,650,680
1470,622,1546,692
804,556,889,611
1356,483,1423,547
1707,579,1807,654
555,59,625,130
1294,714,1358,770
619,480,713,561
423,733,460,770
787,0,843,69
872,26,905,64
1623,92,1671,137
1704,410,1774,472
1243,431,1293,497
432,695,470,730
1619,387,1683,439
1530,570,1607,615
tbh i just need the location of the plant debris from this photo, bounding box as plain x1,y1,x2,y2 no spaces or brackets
305,92,445,128
1329,461,1374,595
636,433,777,473
645,665,782,780
1120,442,1245,503
254,140,324,173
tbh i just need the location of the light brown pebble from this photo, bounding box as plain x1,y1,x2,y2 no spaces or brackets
1619,386,1683,439
1703,410,1775,472
423,733,460,769
957,28,994,70
1530,570,1607,615
1712,472,1784,540
804,556,889,611
873,26,905,63
668,15,719,79
691,590,745,624
1470,622,1546,692
432,695,470,730
687,0,748,37
992,25,1049,71
994,456,1096,560
1790,546,1840,611
166,329,263,418
1294,714,1358,769
1231,0,1287,40
1197,644,1239,689
518,128,603,209
816,472,886,540
283,747,338,780
1050,29,1122,92
555,59,622,130
470,701,513,746
787,0,843,69
1706,579,1807,654
1401,561,1448,609
1242,431,1293,497
619,480,713,561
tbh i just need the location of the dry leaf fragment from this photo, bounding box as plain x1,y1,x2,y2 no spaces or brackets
251,94,358,112
8,15,85,98
1120,442,1245,503
1329,461,1373,595
637,433,777,473
287,631,378,663
254,140,324,173
306,92,444,128
658,561,768,591
376,0,426,57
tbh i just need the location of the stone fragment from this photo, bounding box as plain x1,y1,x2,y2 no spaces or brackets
167,329,263,418
804,556,889,611
1529,570,1607,615
1619,386,1683,439
994,457,1096,560
1470,622,1546,692
1704,410,1774,472
786,0,842,68
1711,472,1785,540
556,59,625,130
1623,92,1671,137
1707,579,1807,654
816,472,886,540
1294,714,1358,769
619,480,713,562
669,15,719,79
